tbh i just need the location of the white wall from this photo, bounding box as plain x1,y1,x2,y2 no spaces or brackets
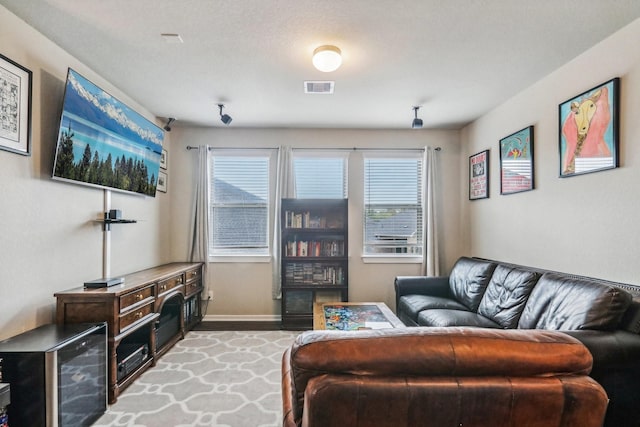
0,7,171,340
168,127,462,317
461,18,640,284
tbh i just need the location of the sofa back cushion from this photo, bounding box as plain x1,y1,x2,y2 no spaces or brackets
477,265,540,328
283,328,599,427
449,257,497,311
518,272,632,330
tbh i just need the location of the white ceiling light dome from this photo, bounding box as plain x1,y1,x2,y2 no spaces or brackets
312,45,342,72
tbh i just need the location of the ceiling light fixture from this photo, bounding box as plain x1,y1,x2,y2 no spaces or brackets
163,117,175,132
412,106,423,129
312,45,342,72
218,104,232,125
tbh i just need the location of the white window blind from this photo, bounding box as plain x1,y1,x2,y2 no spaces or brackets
363,153,423,256
293,152,348,198
210,153,270,255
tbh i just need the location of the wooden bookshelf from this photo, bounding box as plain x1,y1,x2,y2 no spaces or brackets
280,199,348,330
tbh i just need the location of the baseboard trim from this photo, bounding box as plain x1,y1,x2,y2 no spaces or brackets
194,314,283,331
203,314,281,322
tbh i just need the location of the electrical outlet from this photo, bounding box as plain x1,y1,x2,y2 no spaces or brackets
207,291,213,300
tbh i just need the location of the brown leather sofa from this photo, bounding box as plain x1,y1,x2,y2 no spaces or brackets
282,327,608,427
395,257,640,427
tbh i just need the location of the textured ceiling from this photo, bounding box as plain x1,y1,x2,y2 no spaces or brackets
2,0,640,129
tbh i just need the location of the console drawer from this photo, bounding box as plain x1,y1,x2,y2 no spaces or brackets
158,275,184,296
119,285,154,313
185,267,201,283
119,302,154,333
185,281,202,297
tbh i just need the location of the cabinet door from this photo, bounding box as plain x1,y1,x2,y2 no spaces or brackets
283,290,314,315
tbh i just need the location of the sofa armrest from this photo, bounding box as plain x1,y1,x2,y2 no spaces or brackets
563,330,640,426
394,276,450,311
563,329,640,367
282,347,297,427
395,276,450,297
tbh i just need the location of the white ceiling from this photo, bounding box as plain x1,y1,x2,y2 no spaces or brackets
2,0,640,130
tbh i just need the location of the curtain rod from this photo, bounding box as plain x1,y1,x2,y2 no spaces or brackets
186,146,441,151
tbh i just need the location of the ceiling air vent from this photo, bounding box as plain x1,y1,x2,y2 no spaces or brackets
304,81,335,94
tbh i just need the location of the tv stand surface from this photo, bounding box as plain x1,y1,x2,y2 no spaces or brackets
54,262,203,404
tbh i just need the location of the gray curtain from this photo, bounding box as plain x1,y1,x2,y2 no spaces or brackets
272,146,296,299
189,145,211,296
422,147,440,276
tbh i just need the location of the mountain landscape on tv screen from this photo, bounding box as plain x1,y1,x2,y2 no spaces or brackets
53,69,164,197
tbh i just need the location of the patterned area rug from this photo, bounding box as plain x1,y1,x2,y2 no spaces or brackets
93,330,299,427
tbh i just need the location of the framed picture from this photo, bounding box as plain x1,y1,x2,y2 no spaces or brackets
500,126,534,195
559,78,619,177
469,149,489,200
160,148,168,169
157,171,167,193
0,53,32,155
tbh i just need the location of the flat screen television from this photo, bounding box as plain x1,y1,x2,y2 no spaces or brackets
52,68,164,197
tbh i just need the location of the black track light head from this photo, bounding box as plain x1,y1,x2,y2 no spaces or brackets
163,117,175,132
412,106,423,129
218,104,232,125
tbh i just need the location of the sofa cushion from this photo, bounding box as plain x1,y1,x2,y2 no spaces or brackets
477,265,540,328
283,328,604,427
398,295,469,323
518,272,632,330
417,309,502,328
448,257,497,311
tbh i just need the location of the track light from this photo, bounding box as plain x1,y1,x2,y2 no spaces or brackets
218,104,232,125
412,106,423,129
163,117,175,132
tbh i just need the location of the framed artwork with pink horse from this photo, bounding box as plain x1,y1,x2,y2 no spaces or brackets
559,78,619,177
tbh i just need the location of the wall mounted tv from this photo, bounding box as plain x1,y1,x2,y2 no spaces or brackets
52,68,164,197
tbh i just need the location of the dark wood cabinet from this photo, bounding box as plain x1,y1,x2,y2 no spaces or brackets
281,199,348,330
54,262,203,403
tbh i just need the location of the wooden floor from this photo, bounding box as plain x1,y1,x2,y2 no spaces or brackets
193,321,285,331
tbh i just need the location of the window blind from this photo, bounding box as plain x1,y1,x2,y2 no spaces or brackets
363,154,423,255
210,155,270,255
293,153,348,198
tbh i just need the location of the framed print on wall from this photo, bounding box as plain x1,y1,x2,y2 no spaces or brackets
500,126,534,195
157,171,167,193
559,78,619,177
160,148,168,169
0,53,32,156
469,149,489,200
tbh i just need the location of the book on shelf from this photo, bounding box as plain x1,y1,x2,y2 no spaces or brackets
285,263,345,285
284,210,343,229
285,239,344,257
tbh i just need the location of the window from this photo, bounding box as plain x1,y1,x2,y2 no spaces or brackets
363,152,423,256
210,152,270,256
293,152,348,198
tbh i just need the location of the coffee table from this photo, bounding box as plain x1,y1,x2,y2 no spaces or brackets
313,302,406,330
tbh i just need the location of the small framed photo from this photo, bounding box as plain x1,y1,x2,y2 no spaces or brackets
500,126,534,195
157,171,167,193
0,53,32,156
160,148,168,169
559,78,619,177
469,149,489,200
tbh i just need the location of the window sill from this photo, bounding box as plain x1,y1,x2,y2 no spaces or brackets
209,255,272,263
361,255,423,264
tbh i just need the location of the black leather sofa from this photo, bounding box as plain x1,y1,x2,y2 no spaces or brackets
395,257,640,427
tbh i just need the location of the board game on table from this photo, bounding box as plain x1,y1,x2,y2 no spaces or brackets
313,302,406,330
